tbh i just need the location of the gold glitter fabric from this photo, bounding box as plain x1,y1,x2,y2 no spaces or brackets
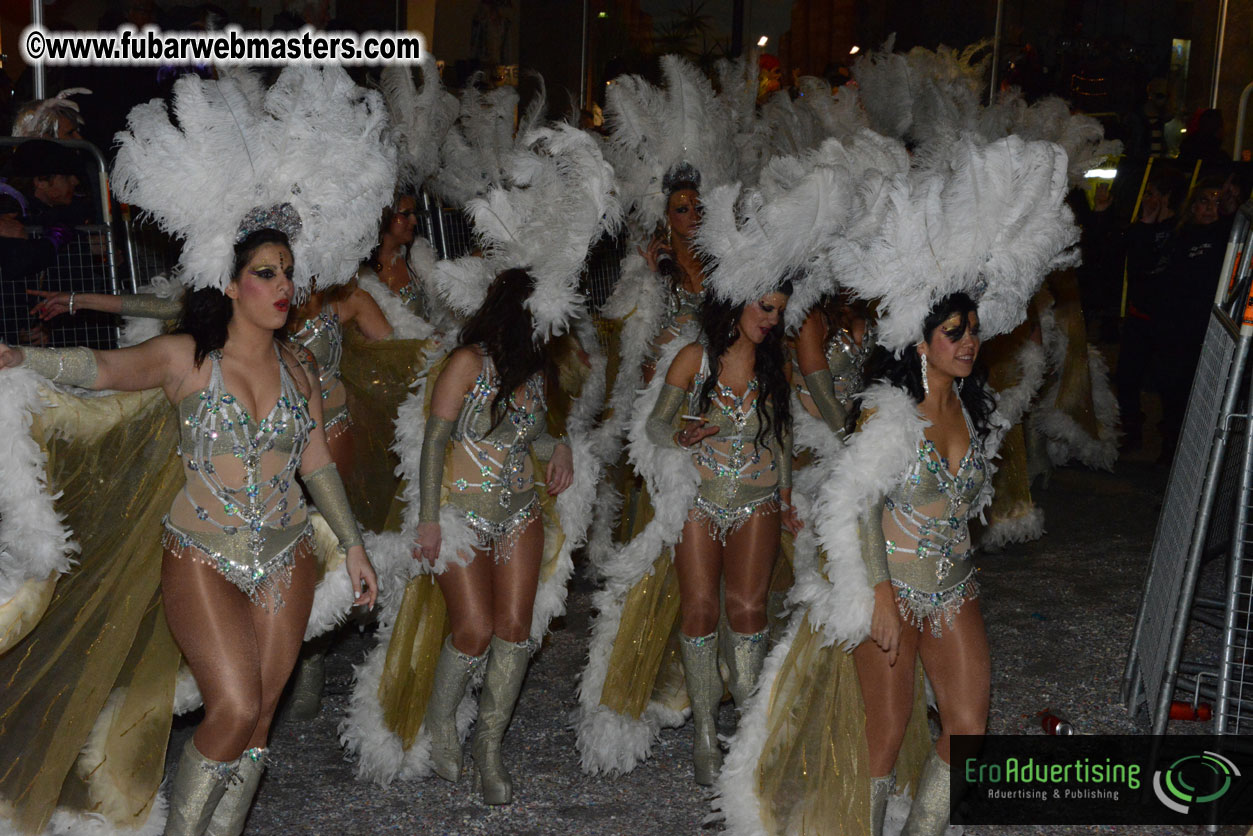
292,310,348,432
118,292,182,320
0,388,184,834
339,330,437,532
20,346,99,388
753,614,931,836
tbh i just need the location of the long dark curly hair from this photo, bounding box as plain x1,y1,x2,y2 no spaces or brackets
178,228,292,367
696,282,793,451
863,292,996,438
458,267,555,430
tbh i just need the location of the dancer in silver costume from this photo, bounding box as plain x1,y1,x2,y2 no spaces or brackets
0,227,380,836
638,164,708,382
414,268,574,806
794,293,876,438
643,285,802,785
852,293,994,836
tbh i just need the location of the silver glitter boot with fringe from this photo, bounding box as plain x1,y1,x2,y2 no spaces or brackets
205,747,267,836
472,636,531,805
870,770,896,836
679,631,723,786
724,629,768,709
902,749,951,836
427,635,486,782
163,739,237,836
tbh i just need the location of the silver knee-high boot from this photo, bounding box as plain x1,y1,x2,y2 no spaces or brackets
472,636,531,805
902,749,951,836
164,739,237,836
426,635,486,782
205,748,267,836
679,631,723,786
724,629,768,709
870,770,896,836
283,647,325,721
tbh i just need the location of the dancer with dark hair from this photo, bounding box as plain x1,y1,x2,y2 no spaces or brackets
644,284,801,784
794,291,876,437
0,226,379,834
851,293,994,836
412,267,573,804
0,65,397,836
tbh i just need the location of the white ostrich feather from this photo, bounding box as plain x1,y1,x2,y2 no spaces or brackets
694,164,856,323
380,55,459,191
845,135,1078,354
602,55,737,232
454,123,622,339
427,76,546,207
113,66,397,296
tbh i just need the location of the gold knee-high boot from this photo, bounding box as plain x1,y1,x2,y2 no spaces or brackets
472,636,531,805
164,739,237,836
426,635,486,782
679,631,723,786
902,749,950,836
205,747,267,836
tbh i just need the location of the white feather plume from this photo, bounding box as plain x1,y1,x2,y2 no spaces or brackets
380,55,460,191
113,66,397,296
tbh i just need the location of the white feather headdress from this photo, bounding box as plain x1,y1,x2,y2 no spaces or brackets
426,123,622,339
380,56,459,191
695,128,911,329
844,135,1078,353
426,77,546,207
112,65,397,296
601,54,737,232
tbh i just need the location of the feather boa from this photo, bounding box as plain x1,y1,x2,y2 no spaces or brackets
354,270,437,341
574,336,701,775
0,369,78,606
1038,346,1120,470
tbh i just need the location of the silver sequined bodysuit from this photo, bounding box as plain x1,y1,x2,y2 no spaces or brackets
687,351,784,542
647,284,704,370
292,309,349,438
795,323,876,422
163,347,315,607
443,354,547,553
860,404,986,636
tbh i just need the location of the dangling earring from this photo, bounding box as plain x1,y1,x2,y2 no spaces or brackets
665,220,673,244
956,377,965,393
920,353,930,397
727,323,739,342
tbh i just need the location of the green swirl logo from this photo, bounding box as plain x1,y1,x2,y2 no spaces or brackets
1153,751,1241,814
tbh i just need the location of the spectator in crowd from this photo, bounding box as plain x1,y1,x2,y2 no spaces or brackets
1155,177,1231,462
1097,166,1187,450
10,88,90,140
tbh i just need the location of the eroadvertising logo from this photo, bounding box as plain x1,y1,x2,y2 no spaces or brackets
1152,751,1240,814
951,735,1253,826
